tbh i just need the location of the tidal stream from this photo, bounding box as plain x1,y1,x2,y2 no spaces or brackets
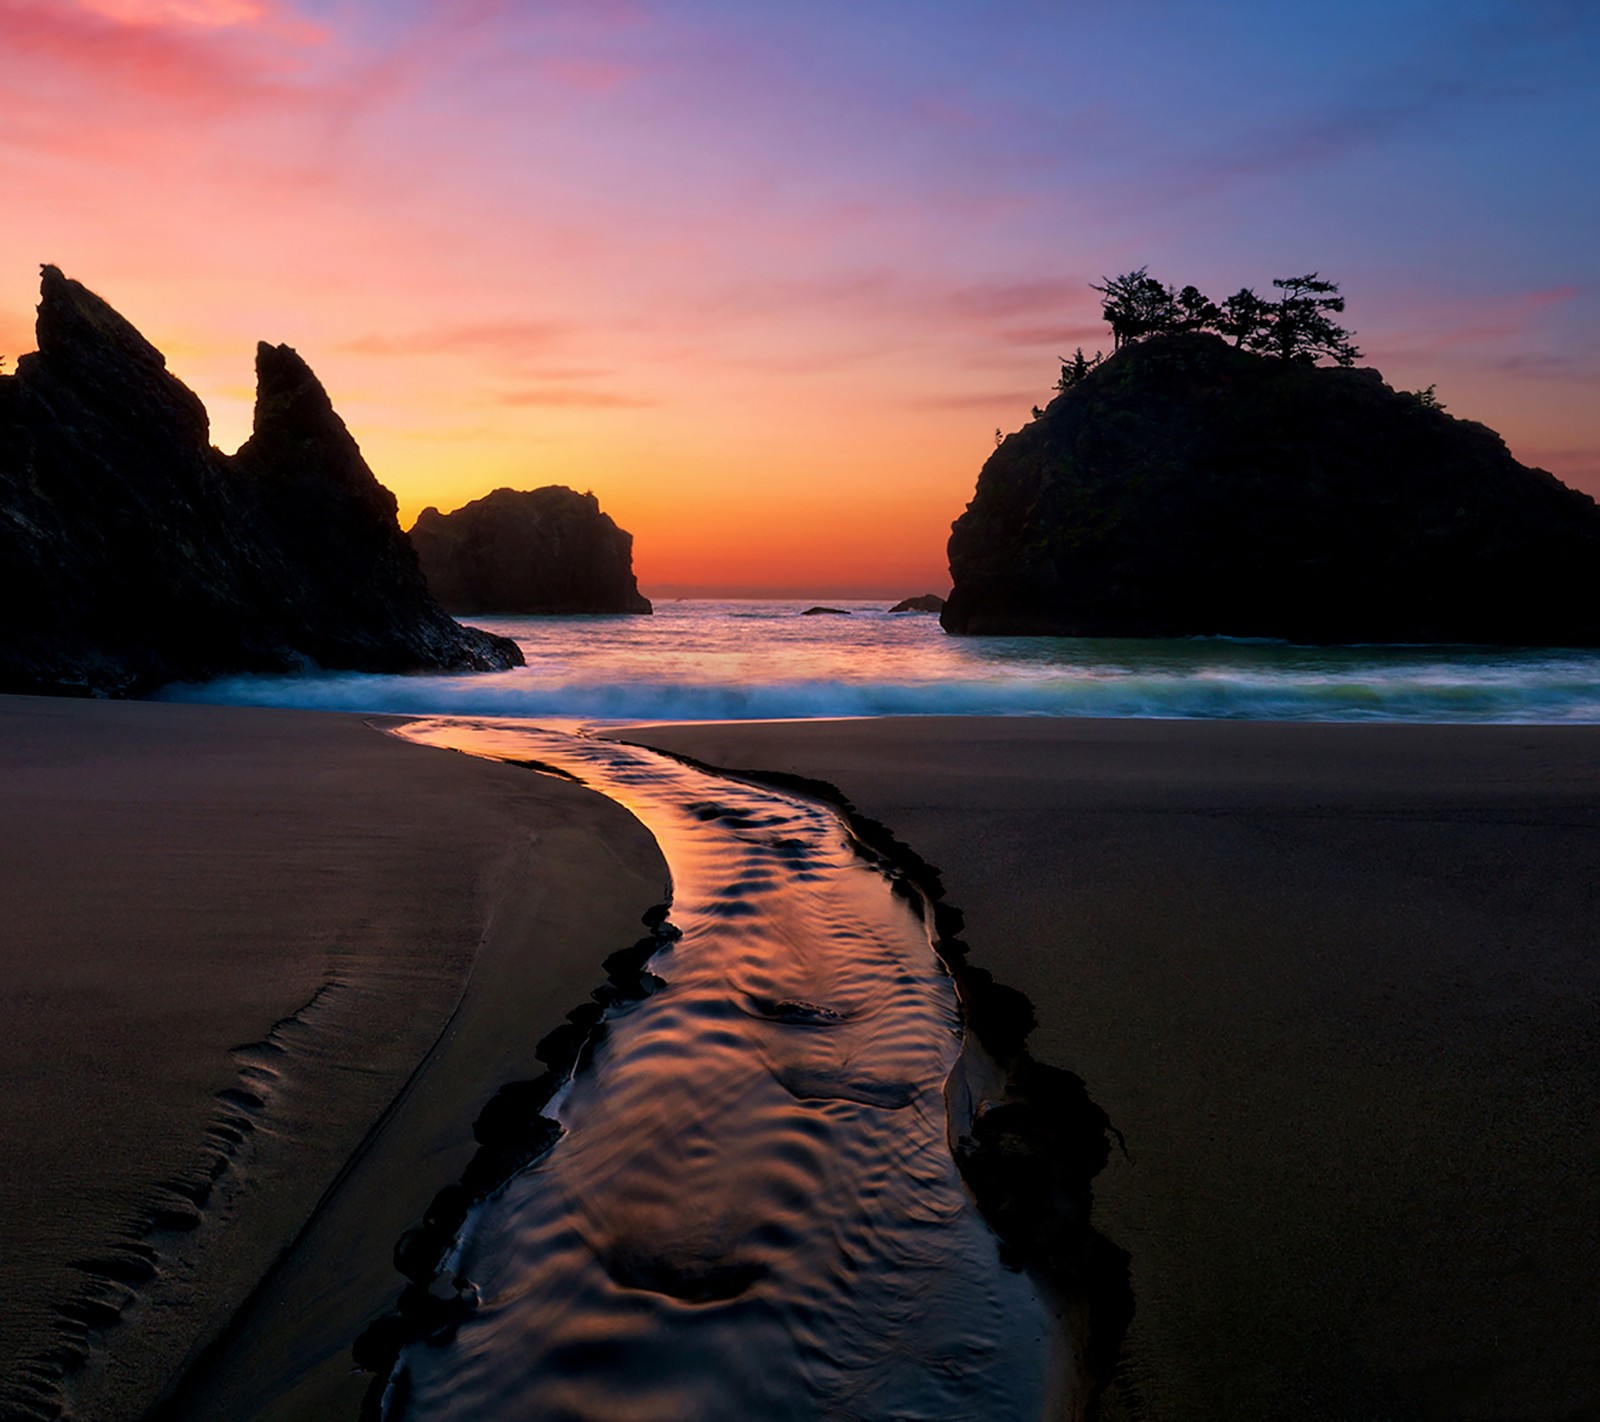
385,719,1065,1420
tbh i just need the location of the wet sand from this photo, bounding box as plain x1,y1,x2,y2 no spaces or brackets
620,717,1600,1422
0,695,665,1421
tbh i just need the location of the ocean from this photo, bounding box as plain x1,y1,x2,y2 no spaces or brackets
160,599,1600,723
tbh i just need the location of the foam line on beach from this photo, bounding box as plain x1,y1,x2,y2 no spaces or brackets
7,966,367,1422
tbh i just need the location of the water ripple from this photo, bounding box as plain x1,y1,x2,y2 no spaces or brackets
381,720,1064,1422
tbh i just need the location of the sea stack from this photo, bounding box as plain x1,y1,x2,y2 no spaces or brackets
0,267,522,695
409,486,652,615
942,332,1600,644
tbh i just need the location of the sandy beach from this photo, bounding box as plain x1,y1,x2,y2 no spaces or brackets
6,701,1598,1420
620,716,1600,1422
0,695,665,1421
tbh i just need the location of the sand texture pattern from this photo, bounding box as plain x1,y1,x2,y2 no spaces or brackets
0,696,664,1421
621,716,1600,1422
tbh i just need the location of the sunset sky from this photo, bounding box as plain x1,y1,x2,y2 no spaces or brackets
1,0,1595,595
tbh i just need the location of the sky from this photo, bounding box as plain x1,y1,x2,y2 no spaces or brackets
1,0,1596,596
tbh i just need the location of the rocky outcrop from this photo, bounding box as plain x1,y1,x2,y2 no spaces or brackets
0,267,521,696
409,486,651,615
888,594,945,614
943,332,1600,644
801,606,851,616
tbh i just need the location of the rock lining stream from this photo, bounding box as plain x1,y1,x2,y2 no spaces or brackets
367,720,1123,1420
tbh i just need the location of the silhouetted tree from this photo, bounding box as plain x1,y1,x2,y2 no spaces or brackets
1091,268,1181,347
1410,383,1446,411
1056,346,1105,391
1260,273,1360,366
1216,288,1271,347
1084,269,1360,366
1175,285,1221,333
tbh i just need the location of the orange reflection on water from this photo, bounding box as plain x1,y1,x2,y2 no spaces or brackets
386,718,1065,1421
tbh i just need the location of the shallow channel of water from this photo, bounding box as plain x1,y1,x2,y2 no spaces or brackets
385,719,1064,1421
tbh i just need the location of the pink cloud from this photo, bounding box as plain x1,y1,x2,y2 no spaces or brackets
0,1,310,113
947,278,1090,322
340,321,574,359
70,0,323,41
539,56,641,94
1417,285,1580,345
1372,284,1587,367
994,323,1107,349
421,0,646,26
498,387,652,409
910,389,1045,412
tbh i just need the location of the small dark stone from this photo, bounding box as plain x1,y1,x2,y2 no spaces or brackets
422,1185,470,1234
351,1312,410,1372
888,593,946,613
471,1076,559,1146
801,605,851,616
533,1020,589,1069
393,1227,443,1285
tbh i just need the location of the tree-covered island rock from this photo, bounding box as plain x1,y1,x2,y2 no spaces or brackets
409,486,652,616
0,266,522,696
942,332,1600,644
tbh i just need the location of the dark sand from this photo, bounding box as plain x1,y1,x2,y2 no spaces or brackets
620,717,1600,1422
0,696,665,1421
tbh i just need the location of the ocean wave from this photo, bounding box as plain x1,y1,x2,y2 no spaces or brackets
156,666,1600,724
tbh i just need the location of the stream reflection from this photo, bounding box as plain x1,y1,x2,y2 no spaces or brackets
385,719,1062,1421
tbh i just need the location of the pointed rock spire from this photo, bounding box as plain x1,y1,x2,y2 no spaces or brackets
35,264,167,372
236,341,391,511
249,340,343,445
29,265,209,443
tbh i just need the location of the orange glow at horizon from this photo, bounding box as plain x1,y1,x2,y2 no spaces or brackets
2,1,1596,596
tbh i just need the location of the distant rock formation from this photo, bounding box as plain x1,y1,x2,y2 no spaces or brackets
889,594,946,614
409,487,651,615
943,332,1600,644
801,606,852,616
0,267,522,696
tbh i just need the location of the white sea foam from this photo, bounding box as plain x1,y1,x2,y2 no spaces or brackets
156,600,1600,723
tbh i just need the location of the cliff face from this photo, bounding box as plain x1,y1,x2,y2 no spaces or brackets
943,333,1600,645
0,267,522,695
410,486,652,615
